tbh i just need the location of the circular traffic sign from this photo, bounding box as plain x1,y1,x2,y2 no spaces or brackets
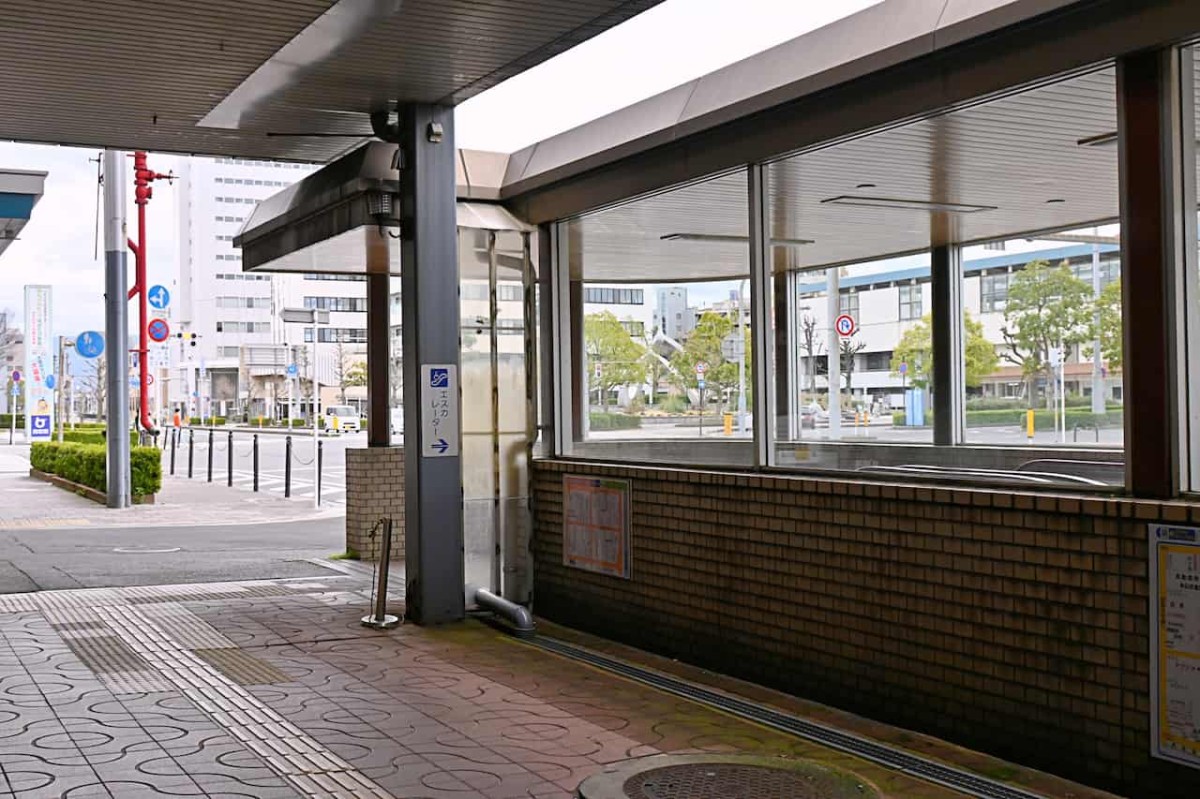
835,314,856,337
695,362,708,376
148,285,171,310
10,370,20,383
45,374,56,390
898,362,908,375
74,331,105,359
286,364,298,377
148,318,170,343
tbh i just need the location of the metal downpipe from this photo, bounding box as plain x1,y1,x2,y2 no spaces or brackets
467,584,535,638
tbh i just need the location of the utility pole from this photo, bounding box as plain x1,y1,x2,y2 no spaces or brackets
103,151,131,508
55,336,68,442
1090,233,1105,415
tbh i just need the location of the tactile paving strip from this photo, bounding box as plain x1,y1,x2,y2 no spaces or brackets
193,647,290,686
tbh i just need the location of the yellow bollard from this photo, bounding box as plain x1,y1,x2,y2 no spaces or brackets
723,413,733,436
1026,408,1035,441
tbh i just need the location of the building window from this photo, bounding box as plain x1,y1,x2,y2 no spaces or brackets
304,327,367,343
218,346,241,358
898,283,922,320
303,296,367,312
839,291,859,318
980,272,1009,313
584,287,645,305
622,320,646,337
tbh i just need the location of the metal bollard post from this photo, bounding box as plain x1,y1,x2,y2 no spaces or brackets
252,434,259,492
362,518,400,630
317,440,323,506
187,429,194,479
284,436,292,498
227,430,233,487
170,428,177,476
207,428,214,483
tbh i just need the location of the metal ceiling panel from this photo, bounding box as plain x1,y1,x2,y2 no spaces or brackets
0,0,661,162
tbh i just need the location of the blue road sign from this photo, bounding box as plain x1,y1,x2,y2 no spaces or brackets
75,331,104,359
30,415,50,439
45,374,56,390
148,318,170,343
286,364,298,377
10,370,20,383
148,285,170,310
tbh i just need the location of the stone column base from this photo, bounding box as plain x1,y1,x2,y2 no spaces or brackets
345,446,404,562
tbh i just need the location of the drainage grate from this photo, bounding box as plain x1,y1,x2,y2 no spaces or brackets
531,637,1044,799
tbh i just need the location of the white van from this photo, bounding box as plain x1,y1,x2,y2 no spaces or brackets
324,405,360,433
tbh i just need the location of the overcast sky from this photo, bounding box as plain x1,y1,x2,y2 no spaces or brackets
0,0,880,338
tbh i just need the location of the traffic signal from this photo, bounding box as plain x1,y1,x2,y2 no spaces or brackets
174,332,201,347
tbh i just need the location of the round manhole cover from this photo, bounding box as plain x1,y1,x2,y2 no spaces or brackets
578,755,879,799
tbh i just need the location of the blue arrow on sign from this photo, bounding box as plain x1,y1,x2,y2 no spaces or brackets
148,285,170,310
74,331,104,359
432,439,449,454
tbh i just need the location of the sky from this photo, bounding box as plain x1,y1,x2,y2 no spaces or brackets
0,0,881,339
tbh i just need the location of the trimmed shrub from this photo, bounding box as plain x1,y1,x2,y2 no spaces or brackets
892,408,1123,430
588,412,642,431
30,442,162,497
657,396,689,414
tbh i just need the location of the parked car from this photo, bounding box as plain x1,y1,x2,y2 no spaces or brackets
390,408,404,437
325,405,360,433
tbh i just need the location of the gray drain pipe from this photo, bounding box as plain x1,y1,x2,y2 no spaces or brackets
467,584,535,638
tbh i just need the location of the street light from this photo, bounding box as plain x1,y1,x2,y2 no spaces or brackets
281,307,329,509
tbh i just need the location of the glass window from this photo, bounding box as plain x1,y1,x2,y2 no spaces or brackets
980,272,1009,313
560,171,751,465
898,283,923,320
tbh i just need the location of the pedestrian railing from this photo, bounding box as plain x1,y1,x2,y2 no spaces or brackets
165,427,327,505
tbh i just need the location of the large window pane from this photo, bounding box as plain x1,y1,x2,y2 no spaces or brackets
1187,44,1200,492
767,65,1123,486
562,172,752,466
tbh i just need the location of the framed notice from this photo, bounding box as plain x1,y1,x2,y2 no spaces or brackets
1150,524,1200,769
563,475,631,579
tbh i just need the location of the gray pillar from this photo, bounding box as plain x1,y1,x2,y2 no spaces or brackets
399,103,465,624
366,272,390,447
103,151,131,509
1117,50,1188,498
931,244,964,446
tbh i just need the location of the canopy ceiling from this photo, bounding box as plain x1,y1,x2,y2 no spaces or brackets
0,0,660,162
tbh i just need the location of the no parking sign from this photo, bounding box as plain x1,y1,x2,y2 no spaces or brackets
835,314,856,337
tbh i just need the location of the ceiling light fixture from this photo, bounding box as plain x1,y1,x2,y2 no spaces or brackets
820,195,996,214
855,183,877,189
1045,198,1066,204
660,233,814,246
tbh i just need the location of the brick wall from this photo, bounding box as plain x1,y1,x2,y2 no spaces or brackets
531,459,1200,798
345,446,404,561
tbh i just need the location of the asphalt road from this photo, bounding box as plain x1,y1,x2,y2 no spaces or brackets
0,516,345,594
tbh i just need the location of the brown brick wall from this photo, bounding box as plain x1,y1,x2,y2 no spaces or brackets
531,459,1200,798
345,446,404,561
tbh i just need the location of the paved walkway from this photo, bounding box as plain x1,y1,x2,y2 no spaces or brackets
0,445,340,530
0,569,1120,799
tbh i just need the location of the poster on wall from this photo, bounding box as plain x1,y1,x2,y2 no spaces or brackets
23,285,53,442
562,474,631,579
1150,523,1200,769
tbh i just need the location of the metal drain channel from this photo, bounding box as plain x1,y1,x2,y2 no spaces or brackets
530,636,1043,799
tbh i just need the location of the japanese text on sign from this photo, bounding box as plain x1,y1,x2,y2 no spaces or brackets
562,475,631,579
1151,524,1200,770
420,364,459,458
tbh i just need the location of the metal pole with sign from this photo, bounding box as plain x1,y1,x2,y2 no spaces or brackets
281,307,328,509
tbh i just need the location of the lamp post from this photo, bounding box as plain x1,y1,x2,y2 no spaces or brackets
282,308,329,508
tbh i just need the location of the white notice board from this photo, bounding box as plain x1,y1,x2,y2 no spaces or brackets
420,364,459,458
1150,523,1200,769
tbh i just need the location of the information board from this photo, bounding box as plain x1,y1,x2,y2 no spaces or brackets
23,285,53,441
562,475,631,579
1151,523,1200,769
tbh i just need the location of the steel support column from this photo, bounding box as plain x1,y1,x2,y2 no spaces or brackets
103,151,131,508
1117,50,1188,498
399,103,464,625
366,272,391,447
747,164,772,466
931,244,964,446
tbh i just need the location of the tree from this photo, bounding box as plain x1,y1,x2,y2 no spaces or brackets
840,335,867,394
669,311,752,408
799,313,822,394
333,341,351,403
1095,279,1123,372
80,357,106,421
584,311,647,409
890,312,999,389
1000,260,1093,407
345,360,367,389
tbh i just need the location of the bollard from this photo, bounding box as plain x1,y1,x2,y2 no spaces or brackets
1026,408,1035,442
206,429,214,483
187,429,194,479
284,435,292,498
170,427,177,476
252,434,259,492
227,430,233,487
317,440,323,506
361,518,400,630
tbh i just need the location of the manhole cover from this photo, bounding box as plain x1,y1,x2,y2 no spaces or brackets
578,755,878,799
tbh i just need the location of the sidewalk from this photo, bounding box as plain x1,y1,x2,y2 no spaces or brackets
0,444,340,530
0,569,1122,799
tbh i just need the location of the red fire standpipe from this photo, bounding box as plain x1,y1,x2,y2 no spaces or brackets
126,152,173,437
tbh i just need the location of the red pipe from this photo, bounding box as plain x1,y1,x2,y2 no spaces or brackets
128,152,173,436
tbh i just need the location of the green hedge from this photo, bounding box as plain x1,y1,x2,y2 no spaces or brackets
589,412,642,430
892,408,1124,430
59,430,140,447
31,442,162,497
0,414,23,429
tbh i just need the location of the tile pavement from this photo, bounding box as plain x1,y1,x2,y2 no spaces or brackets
0,572,1103,798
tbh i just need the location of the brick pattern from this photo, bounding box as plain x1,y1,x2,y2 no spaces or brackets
345,447,404,561
530,460,1200,799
